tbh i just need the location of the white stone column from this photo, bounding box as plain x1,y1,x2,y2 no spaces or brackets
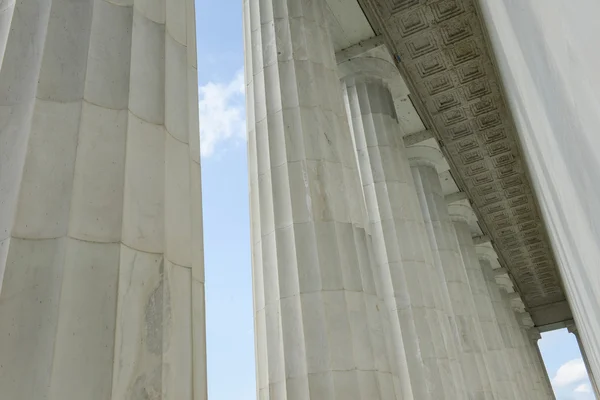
0,0,206,398
567,320,600,399
407,145,470,400
528,328,556,399
0,0,15,67
515,315,549,399
343,73,462,399
477,2,600,387
244,1,397,399
499,291,545,400
448,203,496,399
477,247,525,400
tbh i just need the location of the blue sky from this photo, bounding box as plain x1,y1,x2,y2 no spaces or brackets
195,2,591,399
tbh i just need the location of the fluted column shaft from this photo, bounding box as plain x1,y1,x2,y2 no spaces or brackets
244,1,396,399
450,214,495,399
408,154,469,400
516,325,547,399
0,0,206,399
498,291,545,399
528,329,556,399
479,257,525,399
568,321,600,398
344,76,459,399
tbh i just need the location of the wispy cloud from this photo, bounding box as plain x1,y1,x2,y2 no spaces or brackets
199,70,245,157
575,383,592,393
552,358,588,387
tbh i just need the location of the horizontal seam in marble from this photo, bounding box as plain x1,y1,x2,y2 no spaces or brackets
128,107,164,127
69,235,120,244
82,98,128,112
165,258,192,269
166,28,187,48
35,96,83,104
0,2,14,13
165,126,188,145
9,235,63,241
120,241,163,255
132,6,165,25
9,234,120,244
102,0,133,8
0,97,35,107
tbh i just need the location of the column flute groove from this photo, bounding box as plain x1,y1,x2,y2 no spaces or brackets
244,1,393,399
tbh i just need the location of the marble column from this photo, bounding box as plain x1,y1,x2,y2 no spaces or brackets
0,0,15,67
344,74,459,399
477,246,526,399
407,145,470,400
448,203,496,399
528,328,556,399
499,291,546,400
244,1,397,399
567,320,600,398
515,316,550,399
0,0,206,399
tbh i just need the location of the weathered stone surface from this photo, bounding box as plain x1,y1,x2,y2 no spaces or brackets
0,0,205,398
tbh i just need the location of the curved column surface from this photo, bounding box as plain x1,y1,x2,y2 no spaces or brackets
407,146,467,400
498,291,544,400
344,75,455,400
448,204,496,400
516,323,548,399
477,1,600,384
0,0,206,399
528,329,556,399
478,252,523,400
0,0,15,67
568,322,600,399
243,1,396,399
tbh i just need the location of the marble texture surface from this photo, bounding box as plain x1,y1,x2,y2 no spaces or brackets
448,205,496,400
0,0,205,398
478,0,600,388
408,149,470,400
243,0,395,398
345,76,438,400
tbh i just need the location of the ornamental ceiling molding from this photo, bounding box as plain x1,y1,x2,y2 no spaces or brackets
357,0,568,324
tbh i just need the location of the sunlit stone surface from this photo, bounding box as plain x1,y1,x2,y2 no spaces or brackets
0,0,206,398
244,0,597,399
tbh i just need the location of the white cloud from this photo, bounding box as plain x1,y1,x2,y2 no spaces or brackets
199,70,246,157
552,358,588,388
575,383,592,393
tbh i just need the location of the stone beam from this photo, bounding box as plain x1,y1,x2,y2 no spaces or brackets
335,35,384,64
445,192,468,204
528,301,573,327
403,129,433,146
472,235,491,245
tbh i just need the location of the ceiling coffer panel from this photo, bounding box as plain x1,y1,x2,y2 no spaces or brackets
360,0,568,324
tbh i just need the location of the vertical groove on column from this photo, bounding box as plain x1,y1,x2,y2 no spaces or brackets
0,0,206,398
0,0,93,398
517,327,546,399
480,259,524,400
498,291,536,399
346,77,458,400
409,161,472,400
0,0,52,290
450,215,496,399
530,333,555,399
0,0,15,67
186,0,206,397
459,241,506,399
244,0,388,398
